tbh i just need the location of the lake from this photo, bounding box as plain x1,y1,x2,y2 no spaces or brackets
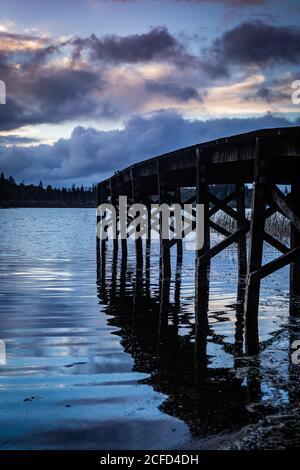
0,208,299,449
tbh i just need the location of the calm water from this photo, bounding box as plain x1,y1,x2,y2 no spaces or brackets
0,208,299,449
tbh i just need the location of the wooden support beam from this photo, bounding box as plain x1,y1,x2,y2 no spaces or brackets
207,191,246,225
265,193,295,219
245,137,267,355
97,183,108,281
209,220,231,237
131,168,143,272
145,198,152,295
110,179,119,255
174,188,183,260
263,231,289,254
250,245,300,282
265,203,279,220
208,189,238,218
174,250,182,322
195,148,210,322
235,277,245,359
116,175,128,260
236,183,247,279
157,160,171,279
198,224,249,265
269,184,300,234
290,183,300,315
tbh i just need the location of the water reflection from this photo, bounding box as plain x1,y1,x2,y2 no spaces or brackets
96,239,295,442
0,208,299,449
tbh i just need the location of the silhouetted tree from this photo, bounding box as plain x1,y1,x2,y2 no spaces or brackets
0,173,97,208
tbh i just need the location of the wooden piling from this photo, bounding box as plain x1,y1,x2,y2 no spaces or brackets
245,138,267,354
157,161,171,279
110,179,119,257
175,188,183,262
290,182,300,315
131,169,143,272
236,183,247,280
97,183,108,281
195,148,210,318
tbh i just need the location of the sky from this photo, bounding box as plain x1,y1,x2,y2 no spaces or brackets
0,0,300,187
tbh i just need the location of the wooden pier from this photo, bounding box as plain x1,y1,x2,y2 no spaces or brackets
97,126,300,354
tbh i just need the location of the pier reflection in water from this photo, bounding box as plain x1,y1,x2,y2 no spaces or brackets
97,235,300,445
0,208,299,449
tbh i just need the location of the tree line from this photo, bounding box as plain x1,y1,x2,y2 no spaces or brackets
0,173,97,208
0,172,259,209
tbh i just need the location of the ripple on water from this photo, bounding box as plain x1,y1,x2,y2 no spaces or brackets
0,208,298,450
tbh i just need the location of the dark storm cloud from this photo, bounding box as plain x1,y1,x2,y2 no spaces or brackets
144,80,202,101
0,68,109,131
210,20,300,67
244,86,290,103
1,111,298,184
71,27,194,66
30,69,102,107
0,27,198,130
1,22,298,132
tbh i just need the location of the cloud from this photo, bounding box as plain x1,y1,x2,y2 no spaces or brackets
144,80,202,101
0,27,198,131
1,111,298,185
210,20,300,68
0,68,110,131
0,135,39,145
244,86,290,103
71,27,194,67
0,22,299,132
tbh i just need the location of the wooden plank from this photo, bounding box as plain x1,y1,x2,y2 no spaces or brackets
209,220,231,237
251,246,300,282
269,184,300,234
208,190,238,218
207,191,248,225
198,224,249,265
263,231,289,254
